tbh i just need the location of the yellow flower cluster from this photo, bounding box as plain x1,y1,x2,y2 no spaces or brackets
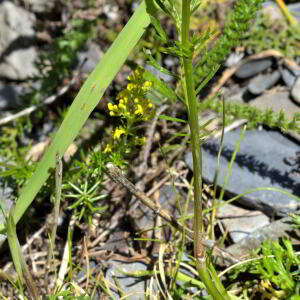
107,68,155,122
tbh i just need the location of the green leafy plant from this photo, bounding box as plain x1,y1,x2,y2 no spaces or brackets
229,239,300,299
65,179,107,224
199,97,300,133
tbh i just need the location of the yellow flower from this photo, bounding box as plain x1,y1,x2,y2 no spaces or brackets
108,103,114,110
118,103,126,109
103,144,112,153
113,127,126,139
127,83,135,91
135,104,144,115
148,103,153,108
144,81,152,87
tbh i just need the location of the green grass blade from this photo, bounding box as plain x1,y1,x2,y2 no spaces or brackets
0,1,150,233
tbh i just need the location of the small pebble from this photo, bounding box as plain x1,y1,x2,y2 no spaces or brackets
291,77,300,105
247,70,280,95
279,66,296,88
235,58,273,79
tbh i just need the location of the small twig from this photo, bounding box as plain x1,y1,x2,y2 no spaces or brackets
105,163,240,264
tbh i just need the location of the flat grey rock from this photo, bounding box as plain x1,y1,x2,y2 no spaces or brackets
291,77,300,105
235,58,273,79
23,0,55,13
0,83,20,109
105,260,158,300
0,1,38,80
279,66,296,88
218,203,269,243
225,216,296,259
247,70,280,95
185,129,300,216
250,91,300,121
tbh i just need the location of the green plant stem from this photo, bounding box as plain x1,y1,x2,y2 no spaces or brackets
181,2,230,299
181,0,204,263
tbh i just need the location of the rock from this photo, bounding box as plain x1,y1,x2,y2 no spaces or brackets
0,48,38,80
247,70,280,95
105,260,158,300
284,62,300,77
133,185,181,233
0,184,13,250
250,91,300,121
184,129,300,216
23,0,55,13
225,216,297,259
0,1,38,80
0,83,20,109
291,77,300,105
279,66,296,88
218,203,269,243
225,52,245,68
145,65,173,83
235,58,273,79
225,86,248,103
75,260,96,281
77,41,103,74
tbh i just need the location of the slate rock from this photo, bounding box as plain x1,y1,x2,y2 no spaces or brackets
291,77,300,105
225,86,248,103
247,70,281,95
279,66,296,88
249,91,300,122
0,83,20,109
133,185,180,233
0,1,38,80
105,260,158,300
218,203,269,243
23,0,55,13
0,184,13,250
225,216,298,260
77,41,103,74
284,62,300,77
185,129,300,216
145,65,173,83
235,58,273,79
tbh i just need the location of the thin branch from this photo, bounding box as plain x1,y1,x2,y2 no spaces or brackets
105,163,239,264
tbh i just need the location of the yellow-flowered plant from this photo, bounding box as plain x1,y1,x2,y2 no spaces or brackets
107,68,154,121
104,67,155,163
